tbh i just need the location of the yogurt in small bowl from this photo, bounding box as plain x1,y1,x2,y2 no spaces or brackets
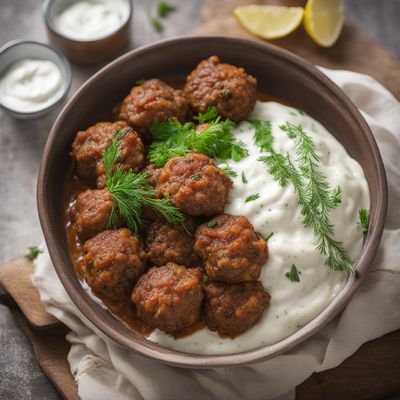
0,40,71,119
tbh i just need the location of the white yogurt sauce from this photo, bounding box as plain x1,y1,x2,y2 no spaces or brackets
54,0,130,41
148,101,370,355
0,59,64,113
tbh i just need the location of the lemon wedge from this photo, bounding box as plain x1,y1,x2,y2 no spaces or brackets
233,5,304,40
304,0,344,47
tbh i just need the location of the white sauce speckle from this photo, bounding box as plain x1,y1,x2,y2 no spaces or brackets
148,101,370,355
54,0,130,41
0,59,64,113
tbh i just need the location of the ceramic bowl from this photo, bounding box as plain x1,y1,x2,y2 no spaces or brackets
0,40,71,119
42,0,133,64
37,36,387,368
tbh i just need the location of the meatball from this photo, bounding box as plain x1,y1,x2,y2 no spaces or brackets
71,188,114,242
204,281,270,338
157,153,232,216
117,79,189,141
132,263,204,333
184,56,257,123
82,228,147,301
143,163,162,188
194,214,268,283
145,218,201,267
71,121,145,187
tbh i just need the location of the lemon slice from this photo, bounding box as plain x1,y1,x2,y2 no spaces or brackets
233,5,304,40
304,0,344,47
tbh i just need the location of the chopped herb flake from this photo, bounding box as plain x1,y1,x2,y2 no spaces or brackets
221,165,237,177
157,2,176,17
245,193,260,203
285,264,301,282
25,246,43,261
357,209,370,234
241,171,248,184
207,220,219,229
264,232,274,243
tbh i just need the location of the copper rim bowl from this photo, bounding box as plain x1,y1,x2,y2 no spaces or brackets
37,36,388,368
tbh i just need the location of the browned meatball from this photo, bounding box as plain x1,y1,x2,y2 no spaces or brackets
184,56,257,123
143,163,162,188
71,121,145,187
204,281,270,338
71,188,115,242
132,263,204,333
82,229,147,301
145,218,201,267
194,214,268,283
157,153,232,216
117,79,189,141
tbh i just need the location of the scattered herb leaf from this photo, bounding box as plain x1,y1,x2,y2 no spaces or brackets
202,274,209,284
241,171,248,184
188,289,194,296
207,220,219,229
357,209,370,234
245,193,260,203
285,264,301,282
25,246,43,261
149,15,164,32
136,79,146,86
157,2,176,17
224,311,233,318
264,232,274,243
222,165,237,177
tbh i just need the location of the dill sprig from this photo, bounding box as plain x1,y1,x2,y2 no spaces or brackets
103,130,185,233
357,209,370,234
245,193,260,203
148,109,248,167
285,264,301,282
258,122,354,274
221,165,237,177
250,118,273,152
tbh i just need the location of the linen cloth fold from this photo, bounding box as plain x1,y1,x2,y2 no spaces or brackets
32,68,400,400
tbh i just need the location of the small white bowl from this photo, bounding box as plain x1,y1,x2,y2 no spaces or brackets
0,40,72,119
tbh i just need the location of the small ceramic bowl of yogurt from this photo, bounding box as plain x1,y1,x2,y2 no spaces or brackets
42,0,133,64
0,40,71,119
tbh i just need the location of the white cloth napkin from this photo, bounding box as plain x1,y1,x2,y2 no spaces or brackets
32,68,400,400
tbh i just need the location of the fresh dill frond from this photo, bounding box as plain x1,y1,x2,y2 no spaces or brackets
249,119,273,152
25,246,43,261
148,115,248,167
241,171,248,184
258,122,354,274
285,264,301,282
157,2,176,17
221,165,237,177
103,136,185,233
194,106,219,123
245,193,260,203
357,209,370,234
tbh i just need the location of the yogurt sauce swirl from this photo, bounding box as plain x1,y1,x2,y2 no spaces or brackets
148,101,370,355
54,0,130,41
0,59,64,113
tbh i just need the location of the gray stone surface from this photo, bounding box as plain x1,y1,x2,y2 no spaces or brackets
0,0,399,399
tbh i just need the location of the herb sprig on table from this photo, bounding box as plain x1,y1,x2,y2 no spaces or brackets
148,107,248,167
251,119,355,274
103,129,185,233
147,1,177,33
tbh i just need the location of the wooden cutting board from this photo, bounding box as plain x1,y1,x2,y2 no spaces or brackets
193,0,400,100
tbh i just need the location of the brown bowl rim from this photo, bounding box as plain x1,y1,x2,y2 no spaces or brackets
37,35,388,368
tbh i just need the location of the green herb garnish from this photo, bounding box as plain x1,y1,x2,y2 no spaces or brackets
136,79,146,86
258,122,354,274
194,106,219,124
25,246,43,261
149,15,164,32
103,130,185,233
264,232,274,243
221,89,231,98
249,119,273,152
157,2,176,17
245,193,260,203
285,264,301,282
357,209,370,234
148,110,248,167
221,165,237,178
241,171,248,184
224,311,233,318
207,220,219,229
202,274,209,284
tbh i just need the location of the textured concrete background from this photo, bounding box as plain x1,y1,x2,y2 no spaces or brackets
0,0,399,398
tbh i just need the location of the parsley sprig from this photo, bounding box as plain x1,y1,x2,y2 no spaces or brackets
103,130,185,233
253,120,354,274
148,108,248,167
